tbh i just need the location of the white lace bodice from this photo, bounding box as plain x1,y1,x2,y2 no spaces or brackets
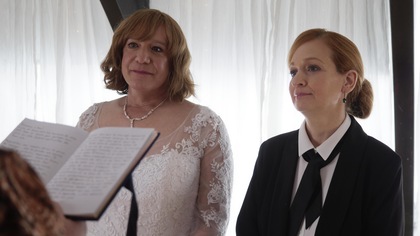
76,102,233,236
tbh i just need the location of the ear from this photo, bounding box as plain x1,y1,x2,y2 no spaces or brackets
342,70,357,93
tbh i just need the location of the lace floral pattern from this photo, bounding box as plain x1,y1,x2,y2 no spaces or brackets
77,105,98,131
77,103,233,235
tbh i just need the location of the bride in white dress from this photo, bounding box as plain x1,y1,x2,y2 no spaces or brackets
76,8,233,236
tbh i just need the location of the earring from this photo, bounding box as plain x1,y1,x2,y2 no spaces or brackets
342,97,347,103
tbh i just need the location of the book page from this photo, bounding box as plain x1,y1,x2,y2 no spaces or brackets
0,118,87,183
46,127,155,217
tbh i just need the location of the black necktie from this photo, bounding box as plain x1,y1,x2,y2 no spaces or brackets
301,149,326,227
288,142,345,236
123,174,138,236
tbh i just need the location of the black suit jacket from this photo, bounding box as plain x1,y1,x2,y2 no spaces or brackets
236,116,404,236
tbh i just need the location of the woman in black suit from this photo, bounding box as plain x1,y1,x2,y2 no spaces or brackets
236,28,404,236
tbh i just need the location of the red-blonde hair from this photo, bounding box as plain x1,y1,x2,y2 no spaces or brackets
288,28,373,118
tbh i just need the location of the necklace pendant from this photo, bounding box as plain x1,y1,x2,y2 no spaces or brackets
123,96,167,128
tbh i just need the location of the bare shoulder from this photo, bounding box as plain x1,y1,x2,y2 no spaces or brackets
178,99,197,110
159,99,196,121
100,97,125,111
97,97,127,127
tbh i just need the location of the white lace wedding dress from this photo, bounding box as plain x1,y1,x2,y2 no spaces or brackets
76,102,233,236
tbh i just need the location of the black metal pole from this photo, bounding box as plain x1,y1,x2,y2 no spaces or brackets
390,0,414,235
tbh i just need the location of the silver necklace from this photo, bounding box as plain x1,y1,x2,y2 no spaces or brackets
123,96,167,127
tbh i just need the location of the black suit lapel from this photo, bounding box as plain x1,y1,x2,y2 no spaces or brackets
267,131,299,235
316,116,369,235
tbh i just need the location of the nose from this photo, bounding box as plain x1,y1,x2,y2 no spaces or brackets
135,47,151,64
290,72,305,87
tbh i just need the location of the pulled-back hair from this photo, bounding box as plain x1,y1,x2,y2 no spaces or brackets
101,8,195,102
288,28,373,118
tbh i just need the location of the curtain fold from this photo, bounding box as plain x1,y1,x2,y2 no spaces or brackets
414,0,419,234
0,0,117,141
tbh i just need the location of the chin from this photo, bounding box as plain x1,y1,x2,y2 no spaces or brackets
293,102,306,112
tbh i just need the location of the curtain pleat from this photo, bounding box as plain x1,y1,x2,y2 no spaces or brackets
0,0,117,140
414,0,419,234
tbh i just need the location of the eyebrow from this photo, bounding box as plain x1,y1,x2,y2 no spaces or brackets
153,40,168,47
289,57,325,67
128,38,167,46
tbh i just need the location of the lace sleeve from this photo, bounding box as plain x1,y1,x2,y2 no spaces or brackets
190,109,233,235
75,104,99,131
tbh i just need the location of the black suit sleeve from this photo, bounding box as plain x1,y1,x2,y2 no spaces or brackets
237,132,298,236
362,138,404,236
236,143,266,236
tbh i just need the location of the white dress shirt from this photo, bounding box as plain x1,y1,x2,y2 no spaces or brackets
291,114,351,236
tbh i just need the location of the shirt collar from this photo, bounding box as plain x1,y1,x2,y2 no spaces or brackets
298,114,351,161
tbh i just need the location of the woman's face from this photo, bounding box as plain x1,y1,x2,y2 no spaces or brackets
121,25,169,96
288,39,346,117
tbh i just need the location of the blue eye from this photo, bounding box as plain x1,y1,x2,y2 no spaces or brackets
290,69,297,78
152,46,163,52
307,65,320,72
127,42,138,48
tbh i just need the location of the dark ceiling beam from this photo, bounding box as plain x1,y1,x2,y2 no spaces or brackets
390,0,414,235
100,0,149,31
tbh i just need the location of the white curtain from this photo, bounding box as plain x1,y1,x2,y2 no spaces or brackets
414,0,419,234
0,0,118,141
1,0,398,235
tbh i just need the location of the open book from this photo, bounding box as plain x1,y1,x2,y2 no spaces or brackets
0,118,159,220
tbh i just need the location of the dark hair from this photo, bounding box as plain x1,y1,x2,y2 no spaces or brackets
0,148,65,236
101,8,195,102
288,28,373,118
